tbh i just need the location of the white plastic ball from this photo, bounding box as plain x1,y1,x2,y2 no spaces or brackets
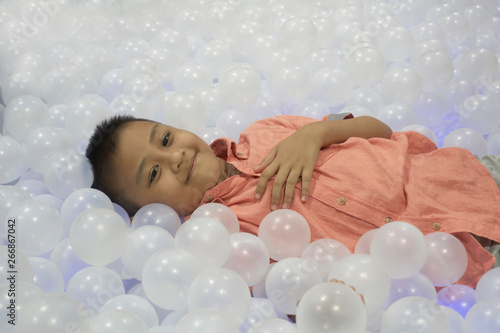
66,266,125,317
174,308,238,333
90,309,149,333
18,294,90,333
410,38,447,63
475,267,500,301
222,232,269,286
292,100,330,119
378,26,414,62
61,188,114,235
312,68,351,107
414,51,454,91
412,92,447,127
0,245,34,283
238,298,279,333
401,124,439,146
302,48,341,76
370,221,428,279
328,254,391,315
117,37,151,67
187,267,251,324
440,306,469,333
28,256,64,293
6,199,63,256
121,225,174,280
271,66,312,104
376,103,418,132
346,88,384,114
265,257,322,315
0,136,29,184
2,72,41,104
40,62,84,105
49,238,89,286
142,248,202,310
460,93,500,136
295,281,367,333
23,127,71,174
43,149,93,199
215,109,254,142
381,67,422,105
164,91,208,133
131,203,182,236
172,60,212,92
190,203,239,234
345,47,386,87
381,296,449,333
65,95,109,147
69,208,129,266
385,273,438,307
248,318,298,333
442,128,488,157
219,65,261,108
437,11,470,46
420,232,468,286
100,294,159,328
301,238,351,281
195,40,233,79
279,17,318,56
465,299,500,333
175,217,231,270
258,209,311,261
3,95,49,142
458,48,499,83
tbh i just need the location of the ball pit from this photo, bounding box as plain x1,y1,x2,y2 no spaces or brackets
1,0,500,332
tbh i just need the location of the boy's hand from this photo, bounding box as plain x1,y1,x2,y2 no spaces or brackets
253,124,322,210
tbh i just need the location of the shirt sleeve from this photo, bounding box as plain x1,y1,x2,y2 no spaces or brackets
326,113,354,121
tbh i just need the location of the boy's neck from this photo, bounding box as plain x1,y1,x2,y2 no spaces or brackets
217,158,241,184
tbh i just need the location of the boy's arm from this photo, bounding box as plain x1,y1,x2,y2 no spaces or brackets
253,116,393,210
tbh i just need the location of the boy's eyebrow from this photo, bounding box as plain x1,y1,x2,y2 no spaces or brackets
136,123,160,185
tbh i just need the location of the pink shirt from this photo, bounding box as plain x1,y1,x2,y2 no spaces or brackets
202,115,500,287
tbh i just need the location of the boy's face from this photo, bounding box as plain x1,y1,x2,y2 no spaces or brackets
112,121,222,216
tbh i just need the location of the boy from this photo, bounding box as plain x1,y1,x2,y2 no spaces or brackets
86,113,500,287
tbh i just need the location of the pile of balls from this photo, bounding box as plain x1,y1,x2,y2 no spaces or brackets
1,0,500,332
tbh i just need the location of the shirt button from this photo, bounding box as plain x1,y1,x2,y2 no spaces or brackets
206,195,213,202
237,153,243,156
337,197,346,205
432,222,441,231
385,217,393,224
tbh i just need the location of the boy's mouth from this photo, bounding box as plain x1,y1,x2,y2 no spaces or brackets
186,151,197,184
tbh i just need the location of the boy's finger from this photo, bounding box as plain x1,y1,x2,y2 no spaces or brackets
282,169,301,209
253,148,277,172
271,169,289,210
300,168,313,202
255,163,279,199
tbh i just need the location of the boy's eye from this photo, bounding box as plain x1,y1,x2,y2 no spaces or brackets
162,132,170,146
150,166,158,183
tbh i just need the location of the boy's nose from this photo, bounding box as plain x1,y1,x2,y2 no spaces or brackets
161,148,185,173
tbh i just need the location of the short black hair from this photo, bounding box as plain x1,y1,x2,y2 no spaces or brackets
85,114,158,216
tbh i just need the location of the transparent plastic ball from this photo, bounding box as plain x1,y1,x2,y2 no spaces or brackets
174,308,238,333
3,95,49,142
475,267,500,302
442,127,488,156
381,296,449,333
142,248,202,310
6,199,63,256
381,67,422,105
66,266,125,318
215,109,254,142
219,64,261,109
0,136,29,184
258,209,311,261
458,48,499,84
40,62,84,105
69,208,129,266
385,273,437,308
301,238,351,281
265,257,322,315
345,47,386,87
414,51,454,91
23,127,71,174
175,217,231,270
28,256,64,293
190,203,239,234
378,26,414,62
279,17,318,56
18,294,90,333
376,103,418,132
100,294,159,328
311,68,351,107
2,72,41,104
370,221,428,279
271,66,312,104
296,281,367,333
222,232,270,286
121,225,174,281
90,309,149,333
43,149,93,199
